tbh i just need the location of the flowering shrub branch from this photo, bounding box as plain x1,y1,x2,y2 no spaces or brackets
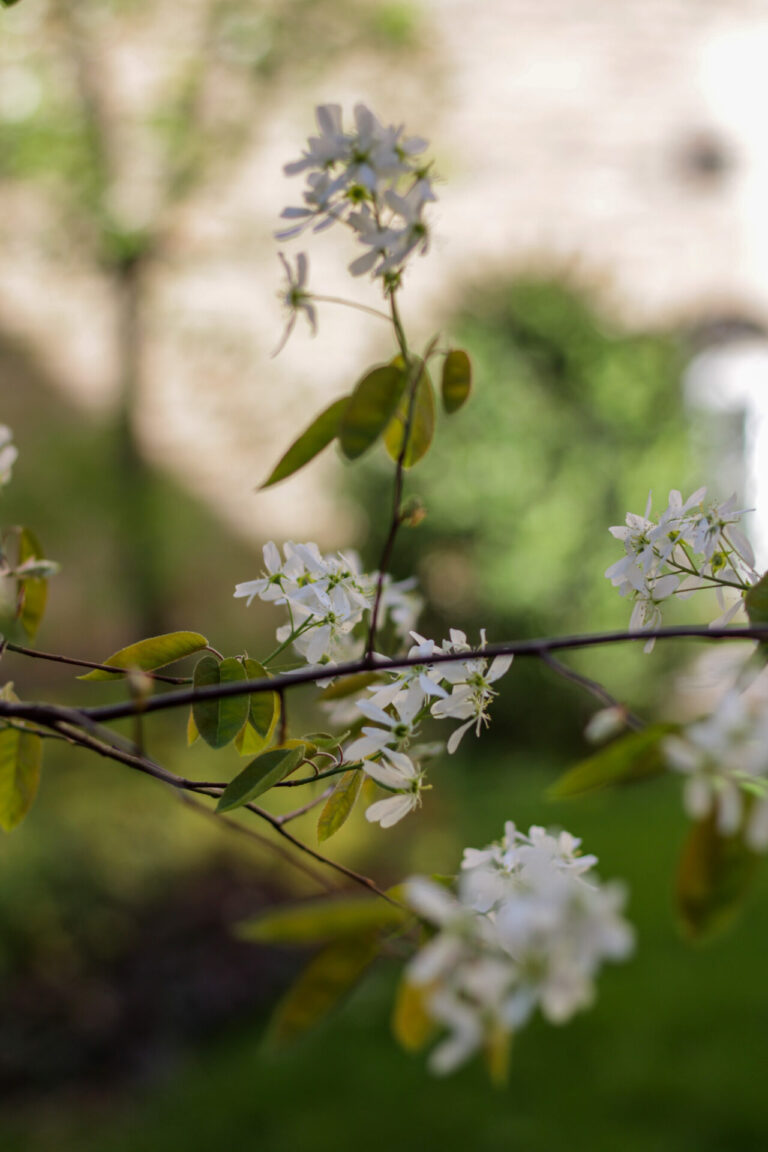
3,103,768,1081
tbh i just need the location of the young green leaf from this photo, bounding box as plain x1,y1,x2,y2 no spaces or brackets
339,364,406,460
319,672,381,701
192,655,249,749
235,658,281,756
186,709,200,747
317,769,362,842
441,349,472,414
548,724,673,799
260,396,348,489
243,658,280,739
238,893,408,944
0,727,42,833
392,978,437,1053
79,631,209,681
17,528,48,640
216,745,305,812
384,365,435,468
268,932,381,1046
745,571,768,625
677,809,760,941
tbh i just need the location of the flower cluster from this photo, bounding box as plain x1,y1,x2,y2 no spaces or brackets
403,822,633,1075
606,488,758,650
663,688,768,848
0,426,17,489
234,540,420,666
277,103,436,284
343,629,512,828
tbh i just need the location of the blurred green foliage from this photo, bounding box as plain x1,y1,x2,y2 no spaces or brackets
352,277,707,741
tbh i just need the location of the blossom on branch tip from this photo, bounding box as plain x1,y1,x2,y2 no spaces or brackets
277,103,436,284
606,487,758,645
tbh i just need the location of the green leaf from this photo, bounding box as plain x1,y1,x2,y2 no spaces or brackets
235,659,280,756
238,893,409,944
677,809,760,941
260,397,348,489
186,709,200,747
745,571,768,625
392,978,437,1053
216,745,305,812
483,1024,512,1088
0,727,42,832
192,656,249,749
384,363,435,468
268,933,380,1046
244,658,280,739
79,631,209,681
339,365,406,460
441,349,472,414
319,672,381,701
17,529,48,640
317,770,362,842
548,724,673,799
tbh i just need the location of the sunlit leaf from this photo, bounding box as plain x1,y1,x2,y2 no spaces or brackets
79,631,208,681
186,709,200,747
260,396,348,488
268,933,380,1045
192,655,249,749
216,745,305,812
0,726,42,833
392,978,436,1053
319,672,381,701
238,893,409,944
745,571,768,625
339,365,406,460
235,659,280,756
549,724,673,799
317,770,363,842
745,573,768,668
483,1024,512,1087
243,658,280,740
441,349,472,415
677,809,760,941
17,529,48,640
384,362,435,468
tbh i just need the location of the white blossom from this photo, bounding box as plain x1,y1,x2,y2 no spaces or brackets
0,426,18,489
606,488,757,645
278,103,436,283
363,749,426,828
663,689,768,842
402,823,633,1076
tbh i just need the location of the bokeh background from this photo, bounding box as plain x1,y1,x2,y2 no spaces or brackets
3,2,768,1148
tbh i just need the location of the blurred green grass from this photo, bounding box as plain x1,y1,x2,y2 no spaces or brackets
3,761,768,1151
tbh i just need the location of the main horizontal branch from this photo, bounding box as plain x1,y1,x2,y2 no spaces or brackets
9,622,761,726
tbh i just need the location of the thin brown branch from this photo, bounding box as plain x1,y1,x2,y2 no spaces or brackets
5,642,190,684
41,718,397,905
176,792,338,893
538,651,644,731
275,785,335,826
